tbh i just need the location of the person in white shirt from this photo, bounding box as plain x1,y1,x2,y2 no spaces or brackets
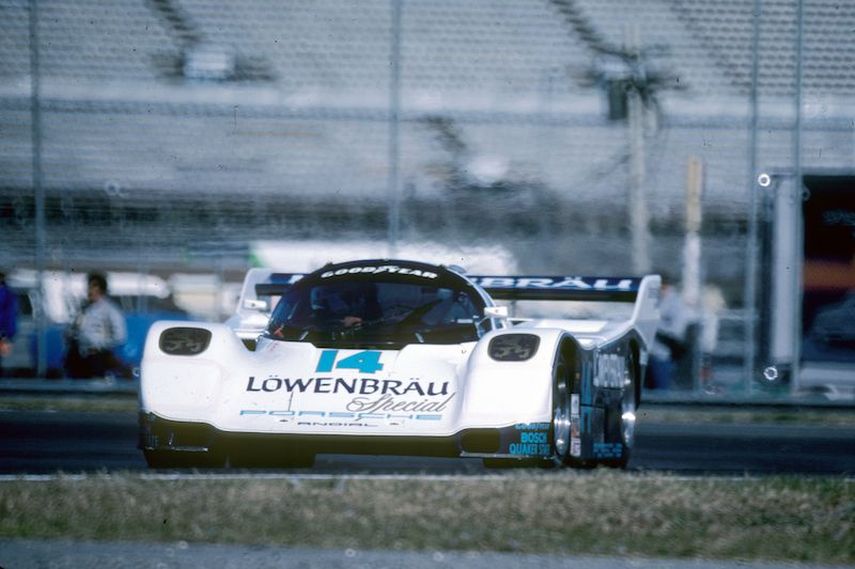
64,272,131,379
646,274,689,390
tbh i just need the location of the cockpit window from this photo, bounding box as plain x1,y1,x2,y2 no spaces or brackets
266,276,485,346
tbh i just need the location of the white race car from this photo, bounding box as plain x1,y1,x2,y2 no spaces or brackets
139,259,660,469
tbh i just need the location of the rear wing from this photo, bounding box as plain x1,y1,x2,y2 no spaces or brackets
232,269,303,314
470,275,661,348
252,273,648,302
237,269,661,347
254,273,304,298
468,276,641,302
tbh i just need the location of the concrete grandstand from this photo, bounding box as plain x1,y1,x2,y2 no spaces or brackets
0,0,852,276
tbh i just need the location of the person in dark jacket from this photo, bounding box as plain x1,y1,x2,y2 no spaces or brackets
0,270,18,377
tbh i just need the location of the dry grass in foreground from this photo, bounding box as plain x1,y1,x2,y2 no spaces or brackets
0,471,851,563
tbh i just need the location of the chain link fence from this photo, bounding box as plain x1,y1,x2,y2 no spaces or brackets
1,0,853,397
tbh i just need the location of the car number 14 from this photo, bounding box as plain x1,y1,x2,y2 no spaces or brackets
315,350,384,374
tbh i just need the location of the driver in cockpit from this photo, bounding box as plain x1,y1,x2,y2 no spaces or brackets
311,283,381,328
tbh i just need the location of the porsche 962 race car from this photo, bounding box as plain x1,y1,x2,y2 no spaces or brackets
139,260,660,469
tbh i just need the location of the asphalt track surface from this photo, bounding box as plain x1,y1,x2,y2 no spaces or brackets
1,410,854,474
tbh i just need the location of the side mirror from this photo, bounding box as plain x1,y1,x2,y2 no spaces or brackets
243,298,269,311
484,306,509,319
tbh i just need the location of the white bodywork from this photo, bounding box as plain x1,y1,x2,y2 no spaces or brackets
141,324,564,436
140,262,660,464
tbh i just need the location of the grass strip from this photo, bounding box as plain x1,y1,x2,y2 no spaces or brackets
0,472,851,563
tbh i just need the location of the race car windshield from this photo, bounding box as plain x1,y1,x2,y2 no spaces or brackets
265,278,485,346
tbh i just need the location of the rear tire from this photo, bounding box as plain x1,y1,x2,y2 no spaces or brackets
603,350,638,469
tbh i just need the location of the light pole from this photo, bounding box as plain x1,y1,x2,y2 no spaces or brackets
743,0,762,395
387,0,402,258
28,0,47,377
790,0,805,395
625,26,652,275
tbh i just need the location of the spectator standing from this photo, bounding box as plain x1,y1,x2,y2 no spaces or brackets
64,272,131,379
0,270,18,377
647,273,689,390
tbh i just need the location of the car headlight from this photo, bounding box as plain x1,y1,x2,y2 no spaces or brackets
159,327,212,356
488,333,540,362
